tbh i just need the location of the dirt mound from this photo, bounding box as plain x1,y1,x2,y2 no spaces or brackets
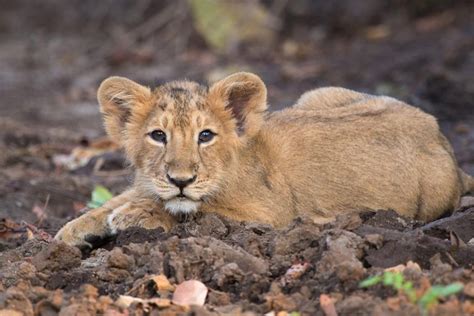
1,208,473,315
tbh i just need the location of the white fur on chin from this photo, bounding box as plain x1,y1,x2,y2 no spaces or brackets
164,199,200,215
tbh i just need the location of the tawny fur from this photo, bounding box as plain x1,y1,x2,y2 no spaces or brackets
55,72,474,248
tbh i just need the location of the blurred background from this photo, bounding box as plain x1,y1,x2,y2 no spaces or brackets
0,0,473,232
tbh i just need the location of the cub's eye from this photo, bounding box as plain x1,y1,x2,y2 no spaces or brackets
198,129,216,144
149,130,167,144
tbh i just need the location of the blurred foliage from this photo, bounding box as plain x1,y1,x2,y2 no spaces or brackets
188,0,277,54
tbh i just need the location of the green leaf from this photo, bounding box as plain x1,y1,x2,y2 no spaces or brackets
419,288,439,309
401,281,417,302
87,185,113,209
418,283,463,310
434,283,463,297
383,271,396,286
289,312,301,316
393,272,404,290
359,275,382,288
402,281,413,291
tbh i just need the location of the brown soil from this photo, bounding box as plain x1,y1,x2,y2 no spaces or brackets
1,1,473,315
1,210,473,315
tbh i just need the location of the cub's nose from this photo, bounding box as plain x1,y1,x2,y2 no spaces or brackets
166,174,197,190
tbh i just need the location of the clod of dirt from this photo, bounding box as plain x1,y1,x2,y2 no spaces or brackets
161,236,268,283
31,241,81,272
0,287,34,316
272,218,321,256
336,294,380,315
363,209,417,231
1,210,473,314
317,230,365,282
111,227,166,248
107,248,135,270
422,207,474,242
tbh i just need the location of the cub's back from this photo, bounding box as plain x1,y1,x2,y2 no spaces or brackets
259,88,462,221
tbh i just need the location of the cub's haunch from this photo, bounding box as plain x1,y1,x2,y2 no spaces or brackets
55,72,474,248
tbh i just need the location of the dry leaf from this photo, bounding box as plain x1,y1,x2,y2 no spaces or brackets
0,218,27,240
116,295,138,309
172,280,208,306
320,294,337,316
282,261,311,285
23,222,53,242
147,298,171,308
151,274,175,293
385,260,421,273
53,137,119,170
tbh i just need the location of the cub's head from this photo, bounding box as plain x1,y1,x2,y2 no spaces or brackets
97,72,267,214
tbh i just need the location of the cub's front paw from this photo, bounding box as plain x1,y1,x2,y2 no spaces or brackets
54,207,112,249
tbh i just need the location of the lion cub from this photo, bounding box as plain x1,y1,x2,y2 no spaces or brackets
55,72,474,248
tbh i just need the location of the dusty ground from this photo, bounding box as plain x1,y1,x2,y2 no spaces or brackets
0,1,473,315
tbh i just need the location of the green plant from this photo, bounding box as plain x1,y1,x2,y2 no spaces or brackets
418,283,464,310
87,185,113,209
360,271,463,313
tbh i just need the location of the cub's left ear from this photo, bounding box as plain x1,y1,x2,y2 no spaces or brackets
209,72,267,136
97,76,152,144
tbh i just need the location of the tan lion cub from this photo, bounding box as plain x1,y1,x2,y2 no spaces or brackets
55,72,474,248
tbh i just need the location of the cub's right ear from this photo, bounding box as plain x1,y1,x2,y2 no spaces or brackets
97,76,151,143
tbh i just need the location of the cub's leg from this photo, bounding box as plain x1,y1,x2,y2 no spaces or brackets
55,189,174,248
106,196,176,233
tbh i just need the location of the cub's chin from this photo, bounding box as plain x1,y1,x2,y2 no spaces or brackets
164,198,201,215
